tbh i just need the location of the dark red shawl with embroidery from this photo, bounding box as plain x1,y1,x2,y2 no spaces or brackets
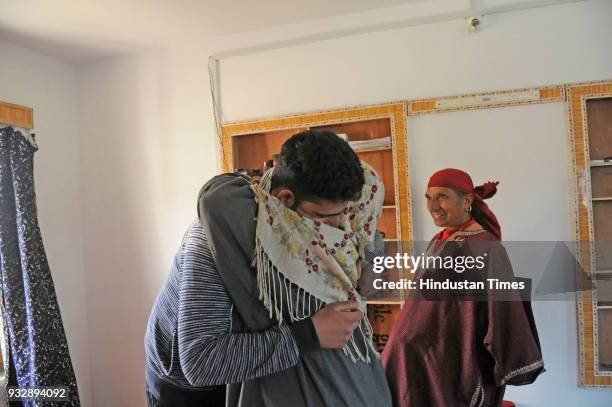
381,229,544,407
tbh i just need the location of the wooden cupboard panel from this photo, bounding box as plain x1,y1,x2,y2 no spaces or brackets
593,201,612,271
590,166,612,198
377,207,397,240
357,149,396,206
597,309,612,371
368,303,401,353
596,274,612,305
364,239,408,303
586,98,612,161
231,128,306,172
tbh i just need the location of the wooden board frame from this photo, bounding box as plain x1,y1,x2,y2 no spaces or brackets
0,101,33,129
567,80,612,387
407,85,564,115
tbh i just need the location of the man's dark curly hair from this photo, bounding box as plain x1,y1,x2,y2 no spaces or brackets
271,130,364,204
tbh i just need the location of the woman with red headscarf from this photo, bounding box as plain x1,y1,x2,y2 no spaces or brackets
382,168,544,407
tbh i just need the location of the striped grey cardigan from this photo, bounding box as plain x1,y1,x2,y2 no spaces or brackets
145,220,302,389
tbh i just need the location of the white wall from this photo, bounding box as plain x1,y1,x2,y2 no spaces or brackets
0,40,92,405
77,46,219,405
407,103,573,242
75,0,612,405
220,0,612,121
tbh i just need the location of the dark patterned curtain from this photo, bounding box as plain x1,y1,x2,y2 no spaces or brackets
0,127,80,406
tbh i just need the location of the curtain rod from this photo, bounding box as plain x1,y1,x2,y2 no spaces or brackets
0,100,33,129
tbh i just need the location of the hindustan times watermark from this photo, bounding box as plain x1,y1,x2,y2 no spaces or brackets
361,241,612,302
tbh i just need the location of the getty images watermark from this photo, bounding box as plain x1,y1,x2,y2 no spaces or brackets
371,252,525,291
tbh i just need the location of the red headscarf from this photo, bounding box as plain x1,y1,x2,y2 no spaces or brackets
427,168,501,240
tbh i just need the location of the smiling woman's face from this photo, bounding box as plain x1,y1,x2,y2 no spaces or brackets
425,186,472,228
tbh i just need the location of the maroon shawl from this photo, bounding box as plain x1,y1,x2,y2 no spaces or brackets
381,227,543,406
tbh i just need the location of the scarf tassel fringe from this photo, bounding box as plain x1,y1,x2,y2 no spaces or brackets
255,238,378,363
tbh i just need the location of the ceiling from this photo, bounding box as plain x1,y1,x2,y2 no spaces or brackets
0,0,586,64
0,0,427,64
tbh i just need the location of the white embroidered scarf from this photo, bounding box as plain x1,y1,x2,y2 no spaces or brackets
252,162,384,362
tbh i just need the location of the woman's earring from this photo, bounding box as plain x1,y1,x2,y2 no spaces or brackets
466,205,472,213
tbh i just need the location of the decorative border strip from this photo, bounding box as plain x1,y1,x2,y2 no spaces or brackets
399,102,412,304
389,113,402,242
500,359,544,385
567,80,612,387
407,85,564,115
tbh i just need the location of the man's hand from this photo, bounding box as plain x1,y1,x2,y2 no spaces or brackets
311,301,363,349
